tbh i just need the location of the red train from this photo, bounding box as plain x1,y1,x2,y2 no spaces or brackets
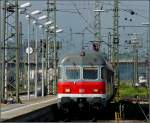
57,51,115,112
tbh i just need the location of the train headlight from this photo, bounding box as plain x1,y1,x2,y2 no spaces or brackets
64,88,71,93
79,89,85,93
93,89,99,93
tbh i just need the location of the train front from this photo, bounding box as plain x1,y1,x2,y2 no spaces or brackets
57,52,108,112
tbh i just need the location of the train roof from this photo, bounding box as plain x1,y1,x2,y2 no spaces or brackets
59,51,113,70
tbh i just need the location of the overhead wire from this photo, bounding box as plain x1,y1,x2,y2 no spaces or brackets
101,1,148,20
57,1,149,55
71,1,95,31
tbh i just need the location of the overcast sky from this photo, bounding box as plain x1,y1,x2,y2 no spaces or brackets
4,0,150,56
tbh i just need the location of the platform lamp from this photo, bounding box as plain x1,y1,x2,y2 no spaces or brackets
39,24,45,97
20,2,31,9
25,10,41,100
52,27,63,95
32,15,47,98
38,20,53,97
19,2,32,101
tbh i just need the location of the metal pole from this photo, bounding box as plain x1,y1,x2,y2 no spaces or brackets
34,23,38,98
148,0,150,121
133,45,138,85
15,0,20,103
134,46,136,85
53,0,57,95
27,16,30,100
108,32,111,61
135,47,138,84
2,0,6,102
0,0,2,102
19,22,23,92
127,49,129,80
42,28,44,97
132,34,139,85
46,0,50,95
113,0,119,94
4,2,8,100
94,0,102,48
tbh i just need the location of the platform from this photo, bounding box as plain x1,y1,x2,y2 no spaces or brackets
0,95,57,121
96,120,147,123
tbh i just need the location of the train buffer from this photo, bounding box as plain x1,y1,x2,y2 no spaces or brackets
1,95,57,121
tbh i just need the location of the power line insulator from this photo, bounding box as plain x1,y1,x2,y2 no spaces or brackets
130,10,135,15
130,18,132,21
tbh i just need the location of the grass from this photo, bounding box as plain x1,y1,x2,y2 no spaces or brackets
118,82,148,99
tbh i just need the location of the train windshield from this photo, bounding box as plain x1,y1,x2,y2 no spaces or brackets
83,67,98,80
65,67,80,80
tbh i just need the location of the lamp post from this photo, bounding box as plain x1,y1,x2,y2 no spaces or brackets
39,25,45,97
33,15,47,97
25,10,41,100
15,0,20,103
39,20,53,97
33,20,38,98
20,2,31,9
20,2,32,100
27,14,31,100
149,1,150,120
0,0,1,102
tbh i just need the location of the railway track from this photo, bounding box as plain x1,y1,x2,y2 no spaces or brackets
56,100,149,122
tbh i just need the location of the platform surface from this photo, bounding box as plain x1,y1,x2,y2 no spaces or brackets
96,120,147,123
0,95,57,121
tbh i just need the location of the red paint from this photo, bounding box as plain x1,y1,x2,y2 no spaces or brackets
57,81,106,94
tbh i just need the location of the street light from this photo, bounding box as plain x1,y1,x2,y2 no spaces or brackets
26,13,31,100
32,15,47,98
38,15,47,20
37,20,57,97
39,25,43,28
32,20,39,98
25,10,41,100
39,25,45,97
20,2,31,8
44,21,53,26
56,29,63,33
30,10,41,15
49,25,58,30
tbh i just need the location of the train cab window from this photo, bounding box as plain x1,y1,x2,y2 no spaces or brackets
65,67,80,80
83,67,98,80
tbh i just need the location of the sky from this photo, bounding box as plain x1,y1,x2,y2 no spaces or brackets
1,0,149,59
